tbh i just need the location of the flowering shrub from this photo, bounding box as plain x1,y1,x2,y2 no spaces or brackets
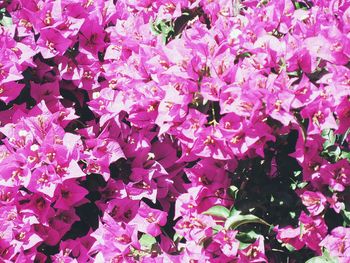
0,0,349,262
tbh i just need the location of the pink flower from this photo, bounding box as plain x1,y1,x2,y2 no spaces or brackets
199,77,224,104
299,212,328,253
1,0,350,261
105,198,138,223
54,179,89,210
320,159,350,192
0,82,24,104
335,96,350,134
327,194,345,213
300,191,327,216
238,236,268,263
49,209,80,238
17,193,53,223
59,234,95,262
30,80,61,109
219,84,262,118
0,35,26,85
290,74,319,109
130,201,167,237
300,100,338,135
175,214,216,242
305,29,349,65
185,158,229,190
126,167,158,203
174,186,201,220
265,90,295,126
37,28,72,59
275,225,304,250
34,224,61,246
190,127,231,160
320,227,350,263
90,213,140,258
213,229,240,257
78,18,106,59
73,53,101,90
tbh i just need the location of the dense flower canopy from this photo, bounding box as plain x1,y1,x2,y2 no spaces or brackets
0,0,349,262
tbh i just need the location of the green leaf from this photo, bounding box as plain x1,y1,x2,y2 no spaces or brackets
297,182,308,189
329,130,336,143
321,128,331,138
225,210,270,230
173,232,183,243
282,243,296,252
150,19,174,43
287,70,300,77
287,71,297,77
212,224,223,234
201,236,213,249
334,147,342,159
322,129,336,149
241,52,252,58
236,230,259,243
238,242,251,249
203,205,230,219
139,234,156,249
341,210,350,226
323,140,334,150
324,145,336,154
228,185,239,199
294,1,308,10
0,15,12,27
305,250,338,263
150,21,162,34
341,151,350,161
229,208,241,217
300,222,304,239
289,211,296,219
340,127,350,145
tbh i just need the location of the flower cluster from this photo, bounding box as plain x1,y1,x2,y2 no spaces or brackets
0,0,350,262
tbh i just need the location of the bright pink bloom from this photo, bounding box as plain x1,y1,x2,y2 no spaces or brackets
54,179,89,210
320,227,350,263
300,191,327,216
275,225,304,250
299,212,328,253
90,213,140,258
130,201,167,237
213,229,240,257
238,236,268,262
79,18,106,59
175,214,216,242
37,28,72,59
